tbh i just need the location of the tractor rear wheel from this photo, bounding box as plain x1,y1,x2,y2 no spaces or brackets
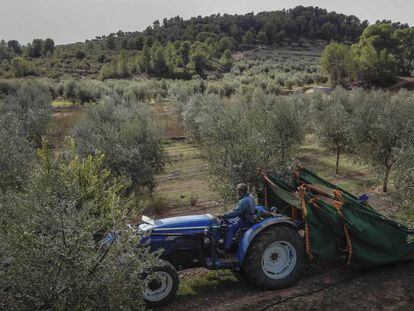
243,225,304,289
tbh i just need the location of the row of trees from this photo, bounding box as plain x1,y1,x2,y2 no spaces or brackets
314,89,414,193
2,38,233,79
100,39,233,79
0,80,166,192
321,23,414,86
0,38,55,61
0,38,55,78
0,52,322,105
0,82,166,308
181,89,414,206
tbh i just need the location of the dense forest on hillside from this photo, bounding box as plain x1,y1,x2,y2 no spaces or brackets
1,6,412,85
140,6,369,44
0,6,372,80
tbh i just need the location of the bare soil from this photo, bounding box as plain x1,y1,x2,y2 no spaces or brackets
150,101,186,138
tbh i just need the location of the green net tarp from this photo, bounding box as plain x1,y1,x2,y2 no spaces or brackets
262,168,414,268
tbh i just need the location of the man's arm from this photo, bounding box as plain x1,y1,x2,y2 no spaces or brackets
222,209,242,219
222,198,247,219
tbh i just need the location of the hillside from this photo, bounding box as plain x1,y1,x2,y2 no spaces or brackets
0,6,372,80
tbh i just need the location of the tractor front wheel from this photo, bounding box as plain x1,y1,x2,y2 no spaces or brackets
143,259,179,307
243,225,304,289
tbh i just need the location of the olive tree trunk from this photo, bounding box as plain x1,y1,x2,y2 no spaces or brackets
383,165,392,193
335,147,340,175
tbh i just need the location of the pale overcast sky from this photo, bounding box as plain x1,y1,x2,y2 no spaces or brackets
1,0,413,45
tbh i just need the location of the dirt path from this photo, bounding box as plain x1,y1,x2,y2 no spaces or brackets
265,262,414,311
49,105,84,149
161,261,414,311
389,76,414,91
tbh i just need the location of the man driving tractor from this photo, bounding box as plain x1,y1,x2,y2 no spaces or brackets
219,183,255,255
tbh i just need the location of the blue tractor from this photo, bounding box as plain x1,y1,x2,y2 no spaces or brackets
137,209,305,307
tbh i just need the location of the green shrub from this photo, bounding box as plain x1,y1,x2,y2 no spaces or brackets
148,195,169,213
62,79,110,104
75,79,110,104
0,79,19,97
10,57,35,77
62,79,77,101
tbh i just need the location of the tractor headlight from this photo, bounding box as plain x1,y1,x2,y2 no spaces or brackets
137,224,152,245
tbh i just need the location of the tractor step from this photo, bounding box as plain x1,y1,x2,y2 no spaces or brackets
205,257,237,269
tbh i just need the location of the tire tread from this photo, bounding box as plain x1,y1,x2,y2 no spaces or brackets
242,225,304,289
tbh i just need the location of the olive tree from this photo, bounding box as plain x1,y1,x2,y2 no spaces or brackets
352,90,414,192
258,93,305,165
395,147,414,203
0,141,157,310
1,81,52,146
61,79,110,104
394,146,414,226
0,112,34,191
313,88,358,174
74,96,165,191
187,91,305,199
182,93,210,141
167,80,198,106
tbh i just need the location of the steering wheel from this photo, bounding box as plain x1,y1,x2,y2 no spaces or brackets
219,217,232,227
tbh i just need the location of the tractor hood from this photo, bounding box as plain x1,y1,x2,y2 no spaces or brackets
139,214,217,233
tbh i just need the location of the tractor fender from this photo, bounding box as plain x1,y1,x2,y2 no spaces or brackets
237,216,297,264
